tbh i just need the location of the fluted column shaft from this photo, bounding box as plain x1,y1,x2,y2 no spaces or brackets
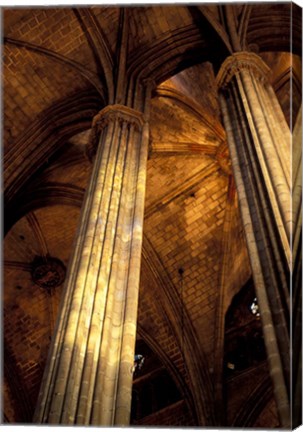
33,104,149,426
217,52,290,427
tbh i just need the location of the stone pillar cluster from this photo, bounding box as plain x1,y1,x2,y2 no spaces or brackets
32,49,296,429
217,52,291,427
33,104,149,426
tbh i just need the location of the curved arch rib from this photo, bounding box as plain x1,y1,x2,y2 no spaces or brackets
4,91,100,208
73,8,114,103
4,37,105,98
196,5,233,54
155,86,225,142
142,235,216,425
26,212,50,259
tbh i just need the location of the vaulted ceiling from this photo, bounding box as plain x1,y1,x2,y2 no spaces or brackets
3,3,301,427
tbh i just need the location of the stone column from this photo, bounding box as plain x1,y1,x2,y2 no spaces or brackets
33,104,149,426
217,52,290,427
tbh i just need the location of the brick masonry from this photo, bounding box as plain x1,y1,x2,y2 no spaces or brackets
3,5,294,426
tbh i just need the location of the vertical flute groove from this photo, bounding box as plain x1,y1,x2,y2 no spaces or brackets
33,104,147,427
219,93,290,427
217,53,291,427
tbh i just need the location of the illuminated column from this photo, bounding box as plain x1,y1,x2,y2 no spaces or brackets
217,52,290,427
33,104,149,426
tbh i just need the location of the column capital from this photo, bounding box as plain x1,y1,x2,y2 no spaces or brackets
216,52,270,89
87,104,145,161
94,104,144,132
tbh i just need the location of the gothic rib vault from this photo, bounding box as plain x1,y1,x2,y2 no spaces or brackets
2,3,302,428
